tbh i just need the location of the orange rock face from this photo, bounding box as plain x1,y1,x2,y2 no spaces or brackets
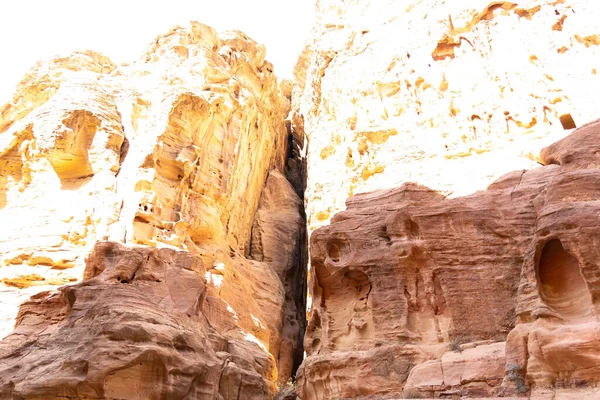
0,22,307,398
294,1,600,397
298,120,600,399
3,0,600,398
1,243,231,398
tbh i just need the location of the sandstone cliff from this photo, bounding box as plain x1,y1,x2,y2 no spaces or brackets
298,119,600,399
294,0,600,234
295,0,600,399
0,22,306,398
298,117,600,399
2,0,600,398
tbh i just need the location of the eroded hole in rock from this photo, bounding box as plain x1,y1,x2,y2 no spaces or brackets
306,309,323,354
345,269,371,298
0,125,33,208
315,264,373,351
329,243,341,263
48,110,101,186
538,239,592,319
377,224,392,244
327,239,348,263
386,213,422,241
405,218,421,240
562,154,574,165
311,338,320,352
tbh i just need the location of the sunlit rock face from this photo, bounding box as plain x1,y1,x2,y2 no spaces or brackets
295,1,600,396
297,120,600,399
0,22,306,398
294,0,600,234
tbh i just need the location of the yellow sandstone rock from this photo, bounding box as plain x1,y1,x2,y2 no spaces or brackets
0,22,306,398
294,0,600,234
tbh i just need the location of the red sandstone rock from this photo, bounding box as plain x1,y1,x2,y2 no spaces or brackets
0,242,272,398
298,120,600,399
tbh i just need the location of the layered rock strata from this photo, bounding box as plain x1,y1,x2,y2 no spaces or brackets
295,2,600,396
0,22,306,398
298,120,600,399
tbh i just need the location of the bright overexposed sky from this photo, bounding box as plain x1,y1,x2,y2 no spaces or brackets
0,0,315,104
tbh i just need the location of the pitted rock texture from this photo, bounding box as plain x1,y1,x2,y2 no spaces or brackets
294,0,600,234
0,22,306,397
298,120,600,399
0,243,274,399
0,22,288,288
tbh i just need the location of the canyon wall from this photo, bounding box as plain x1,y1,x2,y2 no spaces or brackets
298,119,600,399
0,22,306,398
2,0,600,399
295,0,600,398
294,0,600,234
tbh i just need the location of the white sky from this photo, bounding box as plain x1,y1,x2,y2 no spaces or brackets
0,0,315,104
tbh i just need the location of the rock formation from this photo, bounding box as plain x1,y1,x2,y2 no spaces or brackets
2,0,600,398
298,119,600,399
294,0,600,234
294,0,600,398
0,22,306,398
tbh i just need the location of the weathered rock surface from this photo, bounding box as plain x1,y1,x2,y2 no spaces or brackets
294,0,600,234
297,120,600,399
4,0,600,398
0,243,265,398
0,22,306,398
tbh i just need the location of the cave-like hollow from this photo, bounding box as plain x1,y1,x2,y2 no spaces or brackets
538,239,592,320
